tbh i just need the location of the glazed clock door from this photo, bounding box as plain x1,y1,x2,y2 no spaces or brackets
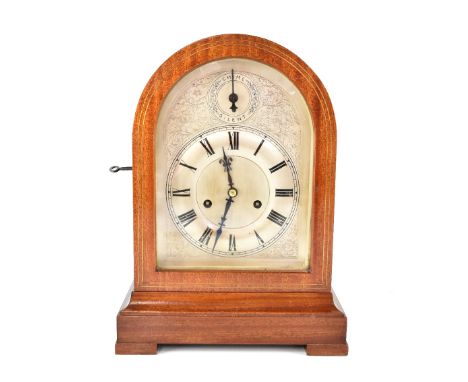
155,59,314,270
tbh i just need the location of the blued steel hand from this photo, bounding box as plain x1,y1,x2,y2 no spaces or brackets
212,196,233,252
222,147,234,188
213,148,236,252
229,69,238,112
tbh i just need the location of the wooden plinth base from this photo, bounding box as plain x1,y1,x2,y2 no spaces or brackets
115,286,348,356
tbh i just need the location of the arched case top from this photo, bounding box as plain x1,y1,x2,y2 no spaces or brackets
132,34,336,292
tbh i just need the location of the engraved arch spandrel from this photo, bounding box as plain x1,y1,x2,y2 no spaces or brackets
163,68,302,163
184,75,215,105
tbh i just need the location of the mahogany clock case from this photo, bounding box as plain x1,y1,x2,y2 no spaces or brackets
116,34,348,356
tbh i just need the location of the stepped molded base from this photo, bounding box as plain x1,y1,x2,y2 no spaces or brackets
115,285,348,356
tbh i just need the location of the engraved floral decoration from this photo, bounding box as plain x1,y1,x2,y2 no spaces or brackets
163,70,303,260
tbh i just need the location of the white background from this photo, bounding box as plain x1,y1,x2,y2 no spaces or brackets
1,1,467,380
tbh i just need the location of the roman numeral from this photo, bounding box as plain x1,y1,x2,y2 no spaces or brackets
253,139,264,156
254,230,264,246
200,138,215,156
172,188,191,197
275,188,293,197
267,209,287,226
269,160,287,173
228,131,239,150
179,161,197,172
177,209,197,227
228,234,236,251
198,227,213,245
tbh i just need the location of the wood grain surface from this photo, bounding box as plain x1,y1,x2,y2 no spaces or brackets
116,287,348,355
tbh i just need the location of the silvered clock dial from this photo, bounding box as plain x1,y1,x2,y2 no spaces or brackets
156,59,313,270
166,125,299,257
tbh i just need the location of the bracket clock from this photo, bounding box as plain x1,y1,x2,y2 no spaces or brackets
114,34,348,356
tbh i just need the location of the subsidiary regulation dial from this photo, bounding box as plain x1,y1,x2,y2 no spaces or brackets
208,70,260,123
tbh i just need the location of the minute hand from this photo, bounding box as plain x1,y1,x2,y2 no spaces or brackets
212,196,233,252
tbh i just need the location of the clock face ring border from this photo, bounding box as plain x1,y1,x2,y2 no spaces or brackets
165,125,300,258
132,34,336,292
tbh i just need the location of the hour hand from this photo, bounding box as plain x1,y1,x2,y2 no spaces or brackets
220,147,234,188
